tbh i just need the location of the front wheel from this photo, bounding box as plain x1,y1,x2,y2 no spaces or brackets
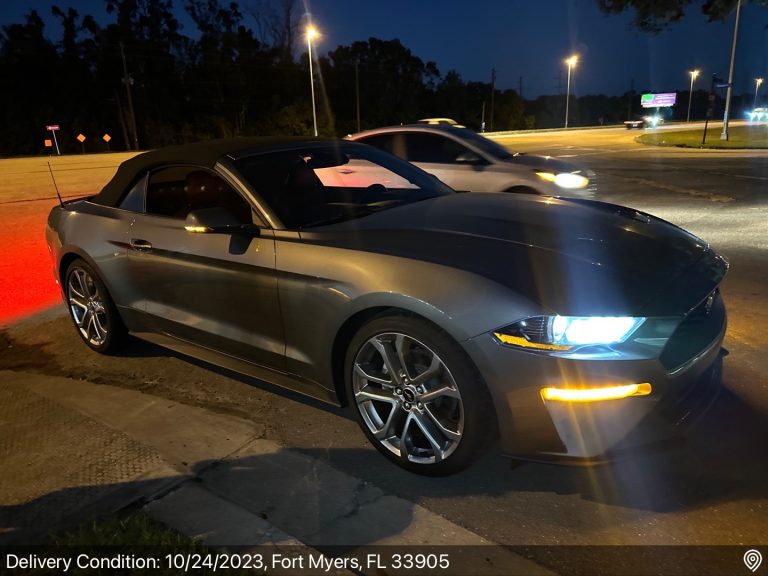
345,315,495,475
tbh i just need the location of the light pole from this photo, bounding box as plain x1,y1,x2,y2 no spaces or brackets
754,77,764,110
306,25,319,137
720,0,742,141
564,55,578,128
687,69,700,122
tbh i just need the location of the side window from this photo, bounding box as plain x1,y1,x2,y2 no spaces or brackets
357,134,407,160
357,134,394,154
146,166,192,219
145,166,253,224
119,173,147,212
185,170,254,224
404,133,472,164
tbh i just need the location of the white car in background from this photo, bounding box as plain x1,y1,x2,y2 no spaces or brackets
347,124,595,198
417,117,465,127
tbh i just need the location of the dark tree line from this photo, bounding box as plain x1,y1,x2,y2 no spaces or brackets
598,0,768,33
0,0,543,155
0,0,742,156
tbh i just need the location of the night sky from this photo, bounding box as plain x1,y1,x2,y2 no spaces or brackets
2,0,767,98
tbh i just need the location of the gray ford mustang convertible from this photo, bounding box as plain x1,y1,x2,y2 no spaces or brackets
46,138,728,475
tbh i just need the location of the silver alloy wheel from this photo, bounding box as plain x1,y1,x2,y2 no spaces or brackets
67,267,108,347
352,332,464,464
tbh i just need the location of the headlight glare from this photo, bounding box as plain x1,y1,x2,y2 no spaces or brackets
553,172,589,189
535,171,588,189
551,316,643,345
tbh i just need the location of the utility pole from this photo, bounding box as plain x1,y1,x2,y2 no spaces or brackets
703,74,720,145
115,91,130,150
519,76,523,99
355,59,361,133
720,0,742,141
627,77,634,119
490,68,496,131
120,42,139,150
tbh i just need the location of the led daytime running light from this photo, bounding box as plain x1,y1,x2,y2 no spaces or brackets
494,332,572,351
541,383,652,402
185,225,210,233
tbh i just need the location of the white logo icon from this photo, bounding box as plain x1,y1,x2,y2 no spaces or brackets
744,550,763,573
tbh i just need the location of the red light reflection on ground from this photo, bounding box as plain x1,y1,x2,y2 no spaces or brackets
0,199,62,325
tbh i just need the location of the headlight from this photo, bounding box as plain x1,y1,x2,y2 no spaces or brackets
535,171,589,190
494,315,645,352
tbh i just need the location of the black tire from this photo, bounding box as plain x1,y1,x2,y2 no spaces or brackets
345,314,496,475
64,258,127,354
504,186,539,195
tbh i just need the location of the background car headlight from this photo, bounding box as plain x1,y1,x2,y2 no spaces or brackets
536,171,589,190
494,315,645,352
643,115,661,127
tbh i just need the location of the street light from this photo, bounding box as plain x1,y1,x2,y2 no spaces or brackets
687,69,700,122
306,25,319,137
564,55,578,128
754,77,764,110
720,0,742,141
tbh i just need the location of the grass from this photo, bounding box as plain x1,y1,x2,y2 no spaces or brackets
51,510,197,547
7,511,257,575
636,123,768,149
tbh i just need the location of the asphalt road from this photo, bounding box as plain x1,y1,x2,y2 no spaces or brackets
2,128,767,574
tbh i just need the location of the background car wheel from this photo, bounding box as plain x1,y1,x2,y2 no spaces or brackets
345,314,496,475
64,258,126,354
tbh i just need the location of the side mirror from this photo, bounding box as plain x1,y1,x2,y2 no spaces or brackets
184,207,260,236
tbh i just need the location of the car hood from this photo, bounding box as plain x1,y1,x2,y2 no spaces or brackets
300,193,727,316
505,153,589,174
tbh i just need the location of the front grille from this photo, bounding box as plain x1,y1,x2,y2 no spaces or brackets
659,289,725,372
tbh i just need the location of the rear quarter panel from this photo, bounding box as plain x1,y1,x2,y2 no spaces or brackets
47,202,140,317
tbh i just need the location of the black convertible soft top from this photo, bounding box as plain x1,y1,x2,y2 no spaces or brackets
92,136,337,207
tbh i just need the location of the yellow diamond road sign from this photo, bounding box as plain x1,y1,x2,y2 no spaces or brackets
76,133,86,143
102,133,111,142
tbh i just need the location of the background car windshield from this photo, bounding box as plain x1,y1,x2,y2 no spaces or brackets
234,144,452,228
451,128,515,160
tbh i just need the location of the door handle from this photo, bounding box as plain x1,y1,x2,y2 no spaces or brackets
129,239,153,252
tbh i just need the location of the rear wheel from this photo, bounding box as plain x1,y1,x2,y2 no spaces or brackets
345,314,495,475
65,259,126,354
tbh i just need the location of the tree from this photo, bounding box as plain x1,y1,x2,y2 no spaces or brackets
597,0,768,33
0,11,59,155
103,0,187,146
327,38,439,132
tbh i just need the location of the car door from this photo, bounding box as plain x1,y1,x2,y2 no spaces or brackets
402,132,492,192
124,164,285,370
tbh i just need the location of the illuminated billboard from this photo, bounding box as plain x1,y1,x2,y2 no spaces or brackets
641,93,677,108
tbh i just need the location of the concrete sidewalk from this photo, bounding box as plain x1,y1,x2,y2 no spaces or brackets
0,369,550,575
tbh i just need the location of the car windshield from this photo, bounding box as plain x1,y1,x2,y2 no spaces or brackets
449,127,516,160
233,143,453,228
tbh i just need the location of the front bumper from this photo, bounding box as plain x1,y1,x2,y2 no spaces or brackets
462,296,727,462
